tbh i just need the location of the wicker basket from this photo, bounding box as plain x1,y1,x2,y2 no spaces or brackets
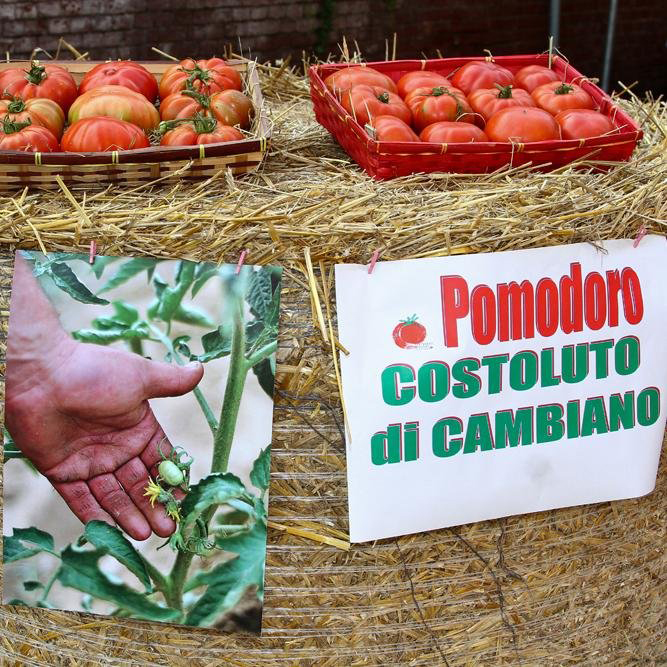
0,59,270,190
309,55,643,179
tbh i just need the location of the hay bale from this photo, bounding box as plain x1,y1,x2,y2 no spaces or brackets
0,60,665,665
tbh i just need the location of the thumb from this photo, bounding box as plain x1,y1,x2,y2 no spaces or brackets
141,360,204,399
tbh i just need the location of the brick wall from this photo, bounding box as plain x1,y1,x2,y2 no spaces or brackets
1,0,664,94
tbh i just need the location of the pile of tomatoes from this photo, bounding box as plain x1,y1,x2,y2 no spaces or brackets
324,61,618,144
0,58,254,153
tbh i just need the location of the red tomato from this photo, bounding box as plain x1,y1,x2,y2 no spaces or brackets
158,58,242,99
159,88,254,129
420,121,488,143
393,316,426,348
531,81,595,115
324,66,397,96
68,85,160,131
160,116,243,146
396,71,451,99
450,61,514,95
485,107,560,142
555,109,616,139
0,118,59,152
0,61,77,112
0,96,65,138
61,117,150,152
79,61,158,101
369,115,420,141
514,65,560,93
468,85,535,122
341,85,411,126
405,86,474,131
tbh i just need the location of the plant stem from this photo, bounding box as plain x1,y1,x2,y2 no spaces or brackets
39,569,58,605
192,387,218,435
143,559,170,594
246,340,277,368
129,338,143,356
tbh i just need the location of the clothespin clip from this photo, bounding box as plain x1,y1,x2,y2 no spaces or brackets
633,225,647,248
235,248,247,275
367,249,380,274
88,240,97,264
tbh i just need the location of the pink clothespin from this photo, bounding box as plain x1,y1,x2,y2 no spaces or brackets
88,240,97,264
633,225,648,248
367,249,380,274
235,249,247,275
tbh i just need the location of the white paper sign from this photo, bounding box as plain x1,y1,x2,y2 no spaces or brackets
335,238,667,542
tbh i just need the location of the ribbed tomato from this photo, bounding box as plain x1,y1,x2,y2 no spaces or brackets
0,96,65,138
159,89,253,129
531,81,595,116
160,115,243,146
420,121,489,143
0,61,78,112
514,65,560,93
0,118,59,152
485,107,560,142
341,85,411,126
324,66,397,96
450,61,514,95
405,86,474,131
396,71,451,98
555,109,616,139
69,85,160,131
61,117,150,152
79,61,158,101
369,115,420,141
468,85,535,122
158,58,242,99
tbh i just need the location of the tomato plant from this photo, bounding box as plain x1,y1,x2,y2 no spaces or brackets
450,60,514,95
158,58,242,99
485,107,560,142
0,61,78,112
393,315,426,348
420,121,488,143
0,118,59,152
324,65,397,96
0,96,65,138
341,85,411,126
369,115,420,141
396,70,451,98
79,61,159,101
514,65,560,93
405,86,475,131
555,109,616,139
68,85,160,131
531,81,595,116
61,117,150,152
5,254,281,628
160,115,244,146
468,84,535,122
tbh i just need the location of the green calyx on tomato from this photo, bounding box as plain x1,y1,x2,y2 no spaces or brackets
554,83,575,95
430,87,465,120
495,84,514,99
6,96,28,113
25,61,48,85
1,115,32,134
158,112,217,136
377,92,391,103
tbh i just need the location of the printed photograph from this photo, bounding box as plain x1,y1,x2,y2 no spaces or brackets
3,251,281,633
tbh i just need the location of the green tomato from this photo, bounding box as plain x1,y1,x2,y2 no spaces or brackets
158,460,185,486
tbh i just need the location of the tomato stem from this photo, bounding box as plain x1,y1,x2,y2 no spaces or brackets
554,83,574,95
25,61,47,85
180,88,211,110
377,92,390,103
495,84,514,98
6,97,26,114
1,115,31,135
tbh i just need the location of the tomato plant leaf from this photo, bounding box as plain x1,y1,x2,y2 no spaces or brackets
3,537,39,563
155,261,196,323
56,546,181,622
13,527,55,552
110,301,139,325
249,446,271,493
7,598,29,606
98,258,159,294
49,262,109,305
251,357,276,399
31,252,86,277
22,580,44,592
83,521,152,592
179,473,251,531
185,520,266,627
72,322,151,345
4,429,25,460
189,326,232,362
3,527,55,563
191,263,219,297
172,304,216,328
246,268,273,319
89,255,120,279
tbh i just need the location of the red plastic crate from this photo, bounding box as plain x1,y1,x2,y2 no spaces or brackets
309,55,642,180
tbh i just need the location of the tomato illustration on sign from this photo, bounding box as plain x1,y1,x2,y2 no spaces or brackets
393,315,427,348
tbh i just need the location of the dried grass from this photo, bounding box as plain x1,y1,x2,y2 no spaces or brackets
0,58,665,665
